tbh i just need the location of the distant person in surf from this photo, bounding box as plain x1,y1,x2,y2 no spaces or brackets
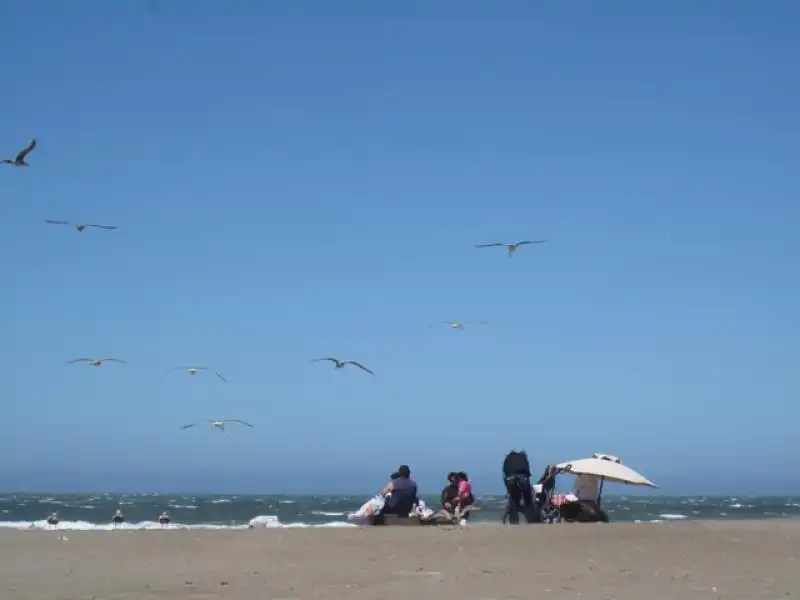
112,509,124,526
159,511,170,526
47,512,59,527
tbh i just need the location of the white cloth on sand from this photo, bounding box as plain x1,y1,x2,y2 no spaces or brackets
414,500,434,519
347,494,386,525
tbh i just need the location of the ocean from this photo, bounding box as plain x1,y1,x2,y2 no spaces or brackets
1,493,798,530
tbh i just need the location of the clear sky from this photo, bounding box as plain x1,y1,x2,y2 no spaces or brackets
1,0,798,496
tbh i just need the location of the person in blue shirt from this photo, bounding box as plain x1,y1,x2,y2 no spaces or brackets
380,465,418,517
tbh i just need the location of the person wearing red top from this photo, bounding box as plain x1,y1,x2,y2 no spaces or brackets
457,472,472,502
453,472,474,518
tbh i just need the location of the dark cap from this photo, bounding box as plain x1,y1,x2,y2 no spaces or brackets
397,465,411,478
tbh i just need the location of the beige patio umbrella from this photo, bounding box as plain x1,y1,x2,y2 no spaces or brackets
556,453,657,488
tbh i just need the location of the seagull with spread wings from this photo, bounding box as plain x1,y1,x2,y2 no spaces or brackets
1,139,37,167
166,366,228,382
67,357,127,367
312,357,374,375
180,419,254,432
475,239,547,257
45,220,118,232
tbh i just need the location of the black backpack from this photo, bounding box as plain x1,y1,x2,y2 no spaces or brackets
503,450,531,478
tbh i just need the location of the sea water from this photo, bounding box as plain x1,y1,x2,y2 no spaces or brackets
0,493,797,530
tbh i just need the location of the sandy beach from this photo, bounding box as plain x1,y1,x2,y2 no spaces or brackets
1,520,797,600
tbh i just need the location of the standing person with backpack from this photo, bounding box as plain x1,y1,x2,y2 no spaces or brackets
502,450,536,524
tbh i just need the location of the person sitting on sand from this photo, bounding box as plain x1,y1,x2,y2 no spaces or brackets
572,473,600,503
454,472,473,506
441,472,459,511
380,464,418,517
453,471,475,518
559,473,608,522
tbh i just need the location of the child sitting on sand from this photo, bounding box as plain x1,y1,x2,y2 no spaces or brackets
454,472,474,515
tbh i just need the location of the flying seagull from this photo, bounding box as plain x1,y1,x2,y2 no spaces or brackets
45,220,118,232
66,357,127,367
312,357,374,375
475,240,547,257
435,320,488,330
1,139,37,167
180,419,254,432
166,366,228,382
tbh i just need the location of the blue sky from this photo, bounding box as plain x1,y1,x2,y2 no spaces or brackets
1,0,798,495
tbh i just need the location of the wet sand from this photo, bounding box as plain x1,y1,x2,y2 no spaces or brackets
1,520,797,600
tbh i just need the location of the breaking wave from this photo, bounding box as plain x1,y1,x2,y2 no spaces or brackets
1,515,356,531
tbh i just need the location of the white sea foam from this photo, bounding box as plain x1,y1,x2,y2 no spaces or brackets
658,513,688,520
248,514,355,529
0,515,357,531
311,511,346,517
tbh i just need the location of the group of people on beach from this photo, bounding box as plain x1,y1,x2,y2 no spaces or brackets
373,449,607,525
502,449,608,523
371,465,474,524
440,471,475,516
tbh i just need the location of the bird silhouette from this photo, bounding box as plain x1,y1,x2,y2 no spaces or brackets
166,366,228,382
66,357,127,367
1,139,37,167
45,220,117,232
434,320,488,330
180,420,254,432
475,240,547,257
312,357,374,375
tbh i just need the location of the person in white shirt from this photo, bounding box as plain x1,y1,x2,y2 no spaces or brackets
559,473,609,522
572,474,600,502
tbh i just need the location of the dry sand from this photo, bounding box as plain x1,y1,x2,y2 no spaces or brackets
1,520,798,600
